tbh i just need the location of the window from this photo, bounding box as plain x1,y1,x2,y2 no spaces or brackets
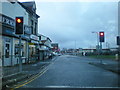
5,43,9,58
14,44,19,56
35,22,37,35
31,20,33,34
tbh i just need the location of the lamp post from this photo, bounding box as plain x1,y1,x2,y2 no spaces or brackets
73,40,77,55
92,31,99,53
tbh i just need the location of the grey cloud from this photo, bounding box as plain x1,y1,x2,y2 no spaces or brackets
37,2,118,49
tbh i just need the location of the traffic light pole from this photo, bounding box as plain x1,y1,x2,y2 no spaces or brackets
100,42,103,64
97,33,99,57
19,35,22,72
119,45,120,60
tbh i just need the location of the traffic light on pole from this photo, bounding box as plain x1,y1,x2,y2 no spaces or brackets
117,36,120,45
99,32,104,42
15,17,24,34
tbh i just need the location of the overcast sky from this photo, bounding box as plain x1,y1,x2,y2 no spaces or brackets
19,0,118,49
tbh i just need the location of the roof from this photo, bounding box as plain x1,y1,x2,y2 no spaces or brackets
38,34,52,42
21,1,36,13
18,1,40,18
47,37,52,42
41,40,47,43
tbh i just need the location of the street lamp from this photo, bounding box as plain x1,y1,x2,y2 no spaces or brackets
92,31,99,49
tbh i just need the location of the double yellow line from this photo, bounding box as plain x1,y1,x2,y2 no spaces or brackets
11,62,54,90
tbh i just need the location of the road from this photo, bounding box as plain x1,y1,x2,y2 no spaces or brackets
15,55,119,89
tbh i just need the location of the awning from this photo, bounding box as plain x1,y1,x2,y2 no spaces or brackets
31,40,39,44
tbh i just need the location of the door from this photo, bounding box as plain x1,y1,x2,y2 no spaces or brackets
3,40,11,66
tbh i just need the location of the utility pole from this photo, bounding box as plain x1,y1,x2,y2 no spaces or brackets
75,40,76,50
92,31,99,56
117,1,120,60
74,40,76,55
99,42,103,64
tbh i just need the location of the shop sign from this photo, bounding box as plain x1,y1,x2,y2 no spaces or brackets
29,43,34,45
5,29,14,34
2,26,14,36
21,34,30,40
31,40,38,44
30,34,39,41
5,38,10,42
0,14,15,27
24,25,31,34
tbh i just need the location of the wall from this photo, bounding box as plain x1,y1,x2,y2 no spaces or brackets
1,1,29,66
44,39,52,48
2,1,28,25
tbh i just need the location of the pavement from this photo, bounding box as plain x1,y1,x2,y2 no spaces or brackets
2,56,58,90
86,57,120,74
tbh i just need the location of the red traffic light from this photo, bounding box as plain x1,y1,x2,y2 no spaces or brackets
99,32,105,42
16,18,22,23
99,32,104,36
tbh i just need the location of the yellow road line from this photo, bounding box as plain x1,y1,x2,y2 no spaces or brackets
13,65,46,86
15,68,48,89
12,61,55,89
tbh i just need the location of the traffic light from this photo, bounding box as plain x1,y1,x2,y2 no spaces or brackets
15,17,24,34
99,32,104,42
117,36,120,45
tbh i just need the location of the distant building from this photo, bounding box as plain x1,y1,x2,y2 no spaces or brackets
51,43,60,53
38,34,52,60
82,48,110,53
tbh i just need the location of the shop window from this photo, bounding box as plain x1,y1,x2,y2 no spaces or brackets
35,22,37,35
14,44,24,57
31,20,34,34
15,44,19,57
22,46,24,57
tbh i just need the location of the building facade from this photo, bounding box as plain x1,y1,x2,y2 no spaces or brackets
51,43,60,54
1,0,39,66
21,1,40,62
38,34,52,60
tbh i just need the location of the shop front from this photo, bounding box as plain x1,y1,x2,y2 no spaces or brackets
2,36,13,66
1,14,15,66
29,35,39,62
0,35,2,66
1,14,31,66
13,38,28,65
39,45,50,60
